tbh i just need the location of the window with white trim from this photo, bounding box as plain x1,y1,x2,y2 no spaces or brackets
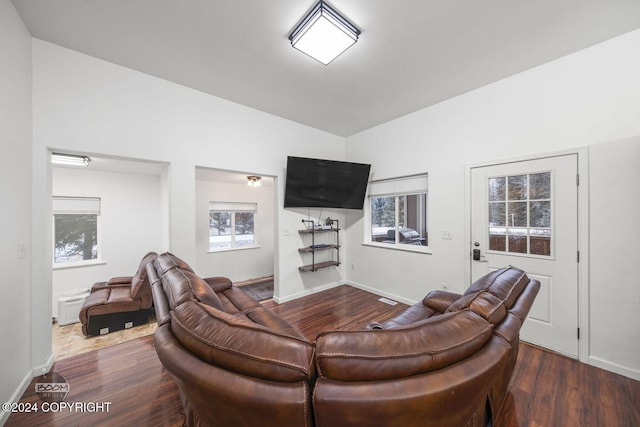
53,196,101,264
209,202,257,250
367,174,428,249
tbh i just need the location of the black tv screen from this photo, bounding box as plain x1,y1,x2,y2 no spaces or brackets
284,156,371,209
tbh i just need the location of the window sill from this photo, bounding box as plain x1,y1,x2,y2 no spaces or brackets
207,245,261,254
53,259,106,270
361,242,433,254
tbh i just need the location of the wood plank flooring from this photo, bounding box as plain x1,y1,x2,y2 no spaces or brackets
52,315,157,360
7,285,640,426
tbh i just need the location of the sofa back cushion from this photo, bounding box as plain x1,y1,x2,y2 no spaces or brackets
171,301,315,383
160,267,225,311
154,252,195,275
464,266,529,309
129,251,157,299
315,310,492,381
147,262,172,326
446,291,507,325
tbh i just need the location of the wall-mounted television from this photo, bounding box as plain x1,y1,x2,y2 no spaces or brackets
284,156,371,210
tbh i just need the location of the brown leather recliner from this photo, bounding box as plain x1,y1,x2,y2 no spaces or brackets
79,251,157,336
149,252,316,427
313,267,540,427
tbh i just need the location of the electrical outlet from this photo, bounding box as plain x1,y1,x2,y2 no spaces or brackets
441,230,452,240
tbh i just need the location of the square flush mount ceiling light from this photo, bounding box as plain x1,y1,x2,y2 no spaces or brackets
289,1,360,65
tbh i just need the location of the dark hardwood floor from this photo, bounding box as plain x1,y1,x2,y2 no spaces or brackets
6,285,640,426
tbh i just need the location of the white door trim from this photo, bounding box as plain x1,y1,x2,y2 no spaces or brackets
464,147,589,363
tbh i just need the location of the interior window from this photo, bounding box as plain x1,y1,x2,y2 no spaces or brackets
52,196,101,264
367,174,428,249
209,202,257,250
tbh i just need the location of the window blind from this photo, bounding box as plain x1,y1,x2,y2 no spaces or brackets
52,196,101,214
368,174,428,197
209,202,257,212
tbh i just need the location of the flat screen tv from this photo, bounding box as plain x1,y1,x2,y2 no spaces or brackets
284,156,371,209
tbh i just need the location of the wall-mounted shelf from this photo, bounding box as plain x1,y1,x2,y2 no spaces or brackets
298,219,340,272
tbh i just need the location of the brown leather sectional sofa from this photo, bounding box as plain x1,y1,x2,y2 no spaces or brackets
148,252,539,427
79,251,157,336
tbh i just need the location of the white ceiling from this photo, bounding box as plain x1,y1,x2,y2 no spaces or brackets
12,0,640,137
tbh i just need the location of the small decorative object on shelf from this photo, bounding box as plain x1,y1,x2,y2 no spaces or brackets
298,219,340,272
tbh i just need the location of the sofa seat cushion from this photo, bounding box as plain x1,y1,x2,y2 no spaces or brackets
171,301,315,383
235,305,306,337
315,310,492,381
202,276,233,293
217,286,262,314
422,290,462,313
374,303,435,329
80,287,141,319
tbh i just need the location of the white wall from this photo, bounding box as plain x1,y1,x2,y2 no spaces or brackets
31,39,347,373
195,175,275,282
0,0,33,423
588,137,640,374
51,166,165,317
345,29,640,378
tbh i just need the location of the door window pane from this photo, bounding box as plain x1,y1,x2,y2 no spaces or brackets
508,175,528,200
507,201,527,227
529,172,551,199
489,202,505,226
508,228,528,254
489,177,505,201
489,227,506,251
530,201,551,227
530,229,551,256
486,171,552,257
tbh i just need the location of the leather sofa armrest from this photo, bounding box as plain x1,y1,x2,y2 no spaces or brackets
107,276,133,285
202,276,232,293
423,290,462,313
90,281,107,292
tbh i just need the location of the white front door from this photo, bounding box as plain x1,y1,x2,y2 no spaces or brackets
470,154,579,358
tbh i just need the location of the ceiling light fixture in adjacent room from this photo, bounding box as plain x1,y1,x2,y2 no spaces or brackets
247,176,262,187
289,0,360,65
51,152,91,166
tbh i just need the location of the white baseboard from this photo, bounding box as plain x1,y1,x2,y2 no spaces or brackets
274,281,419,306
588,355,640,381
344,280,417,306
32,352,55,378
0,369,33,426
273,281,342,304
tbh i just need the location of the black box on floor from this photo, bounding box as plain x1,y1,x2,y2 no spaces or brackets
85,309,153,336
